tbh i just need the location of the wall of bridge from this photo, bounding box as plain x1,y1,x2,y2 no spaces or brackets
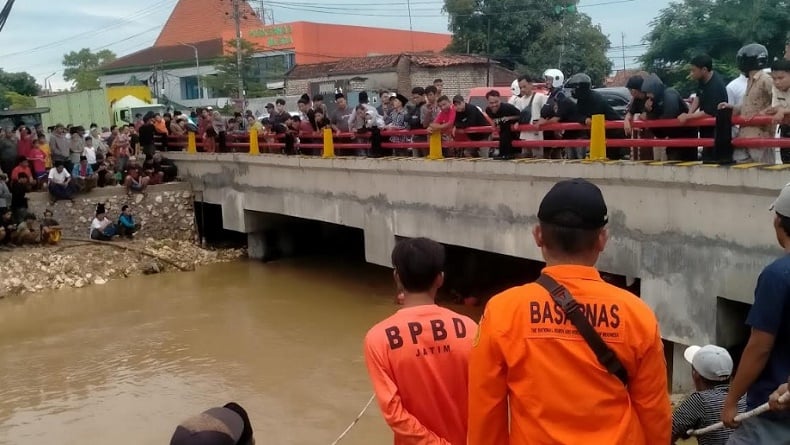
170,153,789,389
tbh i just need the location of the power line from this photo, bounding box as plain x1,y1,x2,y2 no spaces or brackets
0,0,175,58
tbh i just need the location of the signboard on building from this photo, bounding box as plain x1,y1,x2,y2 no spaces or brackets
248,25,294,48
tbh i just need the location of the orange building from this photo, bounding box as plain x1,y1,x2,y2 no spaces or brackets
222,22,452,65
99,0,452,103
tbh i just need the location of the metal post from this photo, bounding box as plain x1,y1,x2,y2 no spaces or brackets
180,43,201,99
232,0,245,108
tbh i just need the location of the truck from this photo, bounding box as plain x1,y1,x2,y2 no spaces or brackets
35,86,166,129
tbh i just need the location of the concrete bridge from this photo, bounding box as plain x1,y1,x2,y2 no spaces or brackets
169,152,790,389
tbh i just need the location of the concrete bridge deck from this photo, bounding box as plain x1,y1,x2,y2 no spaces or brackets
169,152,789,389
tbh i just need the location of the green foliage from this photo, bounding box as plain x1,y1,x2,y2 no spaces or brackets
0,69,39,109
4,91,36,109
640,0,790,94
443,0,613,85
203,39,267,99
62,48,117,91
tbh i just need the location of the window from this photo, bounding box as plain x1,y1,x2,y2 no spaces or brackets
181,76,201,100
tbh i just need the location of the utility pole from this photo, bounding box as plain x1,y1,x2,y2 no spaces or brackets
232,0,245,108
486,15,491,87
621,32,627,72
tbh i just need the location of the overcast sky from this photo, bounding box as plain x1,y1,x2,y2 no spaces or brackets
0,0,669,91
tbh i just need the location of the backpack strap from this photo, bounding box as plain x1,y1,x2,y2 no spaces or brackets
535,273,629,386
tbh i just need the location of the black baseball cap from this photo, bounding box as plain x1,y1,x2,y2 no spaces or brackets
537,179,608,229
170,404,253,445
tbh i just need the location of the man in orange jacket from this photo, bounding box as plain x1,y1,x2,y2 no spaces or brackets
468,178,671,445
364,237,477,445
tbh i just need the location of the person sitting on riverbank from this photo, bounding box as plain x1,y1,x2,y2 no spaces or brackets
48,161,76,203
0,208,16,248
124,165,149,195
90,204,117,241
71,156,98,193
40,208,61,245
672,345,746,444
169,402,254,445
11,213,39,245
364,237,477,445
117,205,139,238
0,173,10,214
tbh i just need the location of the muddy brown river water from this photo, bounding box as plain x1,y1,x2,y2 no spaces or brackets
0,258,454,445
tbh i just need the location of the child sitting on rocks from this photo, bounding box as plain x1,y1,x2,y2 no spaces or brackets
40,209,61,245
11,213,39,245
117,205,140,238
89,203,117,241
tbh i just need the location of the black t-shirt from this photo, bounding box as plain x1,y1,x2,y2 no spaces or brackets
697,71,728,116
627,97,646,116
455,105,490,141
10,182,27,209
576,91,620,122
486,102,521,121
138,123,156,145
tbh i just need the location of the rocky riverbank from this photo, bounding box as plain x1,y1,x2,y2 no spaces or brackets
0,239,246,298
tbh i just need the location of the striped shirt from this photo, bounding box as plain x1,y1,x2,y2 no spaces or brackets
672,384,747,445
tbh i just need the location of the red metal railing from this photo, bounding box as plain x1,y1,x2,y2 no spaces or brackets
155,115,790,155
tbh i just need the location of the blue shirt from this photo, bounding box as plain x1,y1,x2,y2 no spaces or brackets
118,214,135,229
746,254,790,412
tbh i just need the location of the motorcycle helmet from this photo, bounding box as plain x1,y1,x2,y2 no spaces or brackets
736,43,768,73
543,68,565,89
565,73,592,99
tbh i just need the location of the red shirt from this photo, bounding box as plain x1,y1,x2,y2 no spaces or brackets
11,165,32,182
26,147,46,173
17,135,33,159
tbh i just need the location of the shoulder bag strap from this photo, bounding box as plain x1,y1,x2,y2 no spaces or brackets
535,273,629,386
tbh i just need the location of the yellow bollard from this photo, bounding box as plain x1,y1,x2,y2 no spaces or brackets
322,127,335,158
589,114,606,160
427,131,443,160
187,131,197,154
249,128,260,155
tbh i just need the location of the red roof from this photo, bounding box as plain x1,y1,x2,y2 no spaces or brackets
102,39,224,72
287,53,492,79
155,0,263,47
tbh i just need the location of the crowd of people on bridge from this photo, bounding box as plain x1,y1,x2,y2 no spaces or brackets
182,42,790,165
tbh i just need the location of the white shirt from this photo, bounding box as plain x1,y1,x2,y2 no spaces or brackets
84,146,97,164
48,167,70,184
509,92,549,140
90,217,110,237
727,75,747,106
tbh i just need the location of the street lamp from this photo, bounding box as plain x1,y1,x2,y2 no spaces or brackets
43,72,57,94
179,42,201,99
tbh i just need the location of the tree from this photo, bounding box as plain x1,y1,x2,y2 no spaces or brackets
62,48,117,91
4,91,35,109
0,69,39,109
640,0,790,94
443,0,613,85
203,39,266,99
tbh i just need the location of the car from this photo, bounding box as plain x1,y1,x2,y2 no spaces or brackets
592,87,631,120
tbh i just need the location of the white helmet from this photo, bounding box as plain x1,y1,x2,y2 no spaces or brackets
543,68,565,89
510,79,520,97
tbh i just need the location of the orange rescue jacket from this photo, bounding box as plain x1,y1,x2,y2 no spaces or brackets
468,265,671,445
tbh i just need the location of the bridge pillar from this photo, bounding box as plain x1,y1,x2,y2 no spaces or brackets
247,231,269,261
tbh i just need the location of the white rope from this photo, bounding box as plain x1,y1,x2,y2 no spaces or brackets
687,391,790,436
329,394,376,445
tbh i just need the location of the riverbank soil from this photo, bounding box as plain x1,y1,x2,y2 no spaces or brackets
0,239,245,298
